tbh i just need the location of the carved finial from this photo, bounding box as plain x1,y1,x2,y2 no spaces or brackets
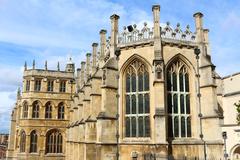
32,60,35,69
144,22,147,26
123,26,127,30
133,24,137,28
177,23,180,27
166,21,170,26
24,61,27,71
45,60,48,70
57,62,60,71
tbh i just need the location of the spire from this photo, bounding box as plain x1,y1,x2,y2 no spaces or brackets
45,60,48,70
32,60,35,69
57,61,60,71
24,61,27,71
17,87,21,100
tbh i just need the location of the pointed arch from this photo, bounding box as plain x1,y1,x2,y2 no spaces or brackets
166,55,192,138
32,100,40,118
45,101,53,119
20,130,26,152
45,129,63,154
122,56,151,138
30,130,38,153
22,101,28,118
58,102,65,119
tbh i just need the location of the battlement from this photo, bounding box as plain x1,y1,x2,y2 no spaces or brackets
23,69,74,79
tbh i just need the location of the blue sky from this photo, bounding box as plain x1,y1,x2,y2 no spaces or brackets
0,0,239,133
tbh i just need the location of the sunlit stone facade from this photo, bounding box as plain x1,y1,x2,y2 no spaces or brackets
8,4,240,160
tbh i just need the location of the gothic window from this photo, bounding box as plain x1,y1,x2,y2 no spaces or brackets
34,79,41,91
32,101,40,118
46,130,62,153
20,130,26,152
125,60,150,137
59,81,66,92
22,102,28,118
30,130,37,153
45,102,52,119
26,80,30,92
47,80,54,92
58,103,64,119
167,60,191,138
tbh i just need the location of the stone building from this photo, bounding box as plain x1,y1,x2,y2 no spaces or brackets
66,5,224,160
6,60,75,160
8,4,240,160
219,73,240,159
0,134,8,159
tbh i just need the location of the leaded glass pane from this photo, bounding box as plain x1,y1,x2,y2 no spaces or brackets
187,117,191,137
167,93,172,113
180,95,185,114
144,72,149,91
180,72,184,91
173,94,178,113
126,75,130,92
186,95,190,114
138,74,143,92
173,72,177,91
132,95,136,114
144,93,149,113
167,72,171,91
139,94,143,114
126,95,130,114
181,117,186,137
126,117,130,137
174,116,179,137
138,117,144,137
132,117,136,137
132,74,136,92
145,116,150,137
168,116,173,137
185,73,189,92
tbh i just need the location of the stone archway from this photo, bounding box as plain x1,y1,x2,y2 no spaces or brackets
232,145,240,160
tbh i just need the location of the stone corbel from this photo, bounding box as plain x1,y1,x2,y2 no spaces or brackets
153,108,165,118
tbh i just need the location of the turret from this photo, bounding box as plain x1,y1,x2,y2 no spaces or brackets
65,57,75,72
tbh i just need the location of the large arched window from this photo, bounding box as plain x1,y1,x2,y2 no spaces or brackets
32,101,40,118
125,59,150,137
46,130,63,153
58,103,64,119
45,102,52,119
30,130,37,153
167,60,191,138
20,130,26,152
22,102,28,118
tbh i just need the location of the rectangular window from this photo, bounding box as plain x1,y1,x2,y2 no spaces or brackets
59,81,66,92
34,79,41,91
47,80,54,92
26,80,30,92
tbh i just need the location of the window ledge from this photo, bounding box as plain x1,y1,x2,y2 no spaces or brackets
122,137,151,143
45,153,65,157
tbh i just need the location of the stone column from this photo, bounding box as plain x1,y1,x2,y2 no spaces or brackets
99,30,107,62
92,43,98,74
80,61,86,88
110,14,119,58
86,53,91,81
76,68,81,90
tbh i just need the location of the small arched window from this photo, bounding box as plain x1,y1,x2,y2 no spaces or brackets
20,130,26,152
125,59,150,137
32,101,40,118
58,103,64,119
22,102,28,118
45,102,52,119
46,130,63,153
167,60,191,138
30,130,37,153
